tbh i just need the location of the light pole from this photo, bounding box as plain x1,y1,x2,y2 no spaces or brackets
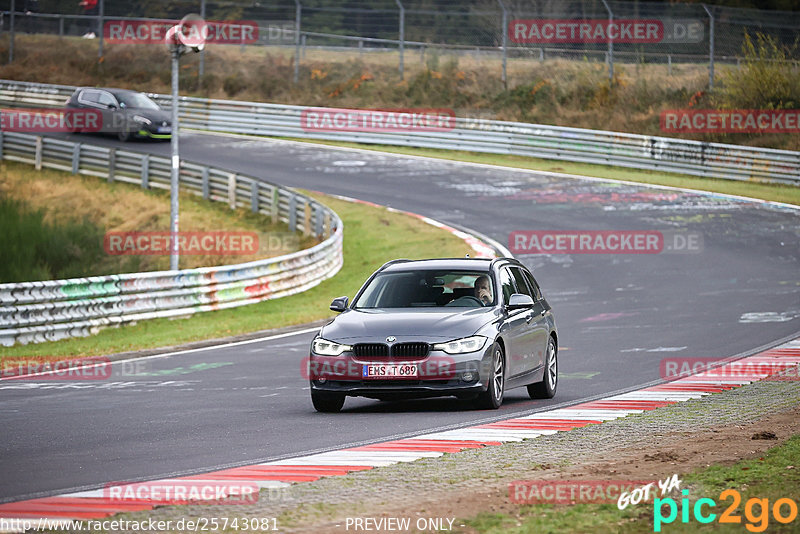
166,14,206,271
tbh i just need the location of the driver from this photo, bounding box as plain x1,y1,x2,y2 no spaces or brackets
474,275,492,305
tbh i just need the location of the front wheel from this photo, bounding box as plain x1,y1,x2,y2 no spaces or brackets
474,342,505,409
528,337,557,399
311,389,345,413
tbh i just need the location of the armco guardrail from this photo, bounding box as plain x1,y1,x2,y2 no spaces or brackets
1,79,799,185
0,131,343,346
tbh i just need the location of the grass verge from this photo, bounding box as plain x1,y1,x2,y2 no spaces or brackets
278,138,800,207
462,434,800,533
0,190,471,361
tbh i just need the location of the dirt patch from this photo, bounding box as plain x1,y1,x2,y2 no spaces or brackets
288,405,800,533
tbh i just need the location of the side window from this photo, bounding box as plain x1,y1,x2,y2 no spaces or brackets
523,270,543,301
510,267,534,299
498,268,516,304
79,90,99,105
97,92,117,108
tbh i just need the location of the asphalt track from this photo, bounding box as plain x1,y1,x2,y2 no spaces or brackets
1,132,798,503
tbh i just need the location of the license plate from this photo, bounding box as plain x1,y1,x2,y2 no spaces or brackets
157,126,172,133
363,364,418,379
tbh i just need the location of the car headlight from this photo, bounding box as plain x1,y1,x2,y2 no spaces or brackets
433,335,487,354
312,337,352,356
132,115,152,125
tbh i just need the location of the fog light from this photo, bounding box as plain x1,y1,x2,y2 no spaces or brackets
461,372,475,382
316,377,327,384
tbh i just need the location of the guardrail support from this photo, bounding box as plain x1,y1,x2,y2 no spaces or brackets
288,194,297,232
71,143,80,174
0,131,4,158
201,166,209,199
108,148,115,183
271,188,279,224
141,154,150,189
250,180,259,213
228,173,237,209
34,136,42,170
702,4,715,89
314,204,323,237
304,201,312,236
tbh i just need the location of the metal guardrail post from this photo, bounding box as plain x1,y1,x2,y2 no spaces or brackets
288,194,297,232
34,136,42,170
315,204,323,237
601,0,613,84
141,154,150,189
201,166,209,199
0,130,4,157
395,0,405,79
251,180,259,213
228,173,237,209
498,0,508,89
702,4,715,89
303,201,312,236
58,15,63,38
108,147,115,183
71,143,80,174
271,188,279,224
293,0,301,84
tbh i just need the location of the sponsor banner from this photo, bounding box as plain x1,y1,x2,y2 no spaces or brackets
104,231,259,256
0,108,102,133
300,108,456,133
661,109,800,133
661,358,800,380
104,20,258,44
509,480,653,504
103,481,258,505
1,357,112,380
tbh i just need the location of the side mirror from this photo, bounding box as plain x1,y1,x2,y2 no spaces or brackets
329,296,349,313
506,293,534,310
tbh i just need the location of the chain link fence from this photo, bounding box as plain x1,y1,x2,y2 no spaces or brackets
1,1,798,86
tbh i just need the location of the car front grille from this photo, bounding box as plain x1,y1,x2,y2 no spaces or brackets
352,342,430,359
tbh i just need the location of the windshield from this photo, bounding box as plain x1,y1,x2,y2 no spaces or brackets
116,92,160,110
353,270,495,309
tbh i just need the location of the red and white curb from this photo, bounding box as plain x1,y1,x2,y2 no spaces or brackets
1,340,798,523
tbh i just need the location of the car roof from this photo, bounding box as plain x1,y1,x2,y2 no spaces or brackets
380,258,493,272
77,87,144,97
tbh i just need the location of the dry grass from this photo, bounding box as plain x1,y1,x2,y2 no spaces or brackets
0,161,317,274
2,34,797,150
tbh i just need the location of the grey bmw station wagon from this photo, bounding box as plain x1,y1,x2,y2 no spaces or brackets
308,258,558,412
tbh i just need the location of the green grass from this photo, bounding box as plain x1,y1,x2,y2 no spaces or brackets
279,138,800,207
459,435,800,533
0,192,470,360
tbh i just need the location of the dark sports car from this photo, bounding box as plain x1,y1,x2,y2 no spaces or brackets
308,257,558,412
66,87,172,141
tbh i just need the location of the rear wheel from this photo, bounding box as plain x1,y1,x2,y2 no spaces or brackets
311,389,345,413
474,343,505,409
528,337,557,399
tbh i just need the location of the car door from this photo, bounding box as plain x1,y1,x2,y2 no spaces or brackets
511,266,548,377
95,90,120,133
497,266,532,380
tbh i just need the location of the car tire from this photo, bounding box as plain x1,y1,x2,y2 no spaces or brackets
474,342,505,409
311,389,345,413
528,336,557,399
117,129,132,142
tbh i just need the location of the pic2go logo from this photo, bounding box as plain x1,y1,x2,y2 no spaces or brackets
654,489,798,532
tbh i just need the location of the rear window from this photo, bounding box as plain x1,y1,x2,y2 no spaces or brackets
353,270,495,308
